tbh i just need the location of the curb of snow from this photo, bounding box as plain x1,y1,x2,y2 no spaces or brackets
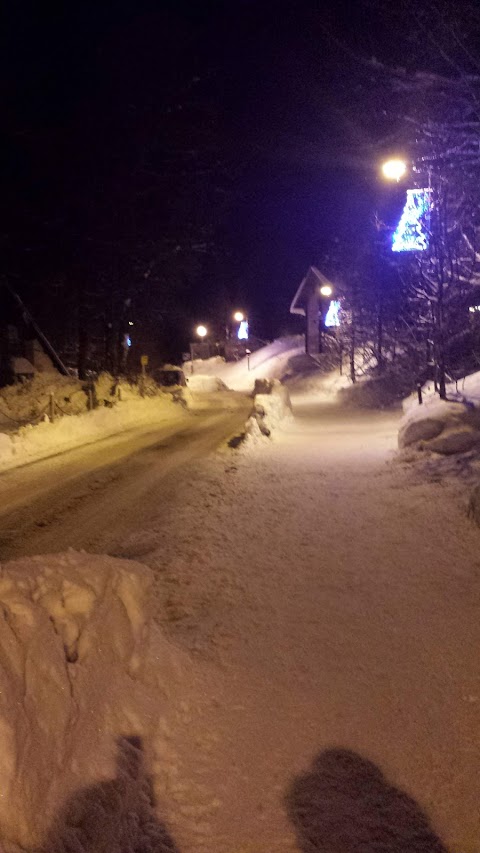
0,395,189,473
229,379,293,448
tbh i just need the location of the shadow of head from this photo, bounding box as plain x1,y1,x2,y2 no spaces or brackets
40,735,179,852
286,748,449,853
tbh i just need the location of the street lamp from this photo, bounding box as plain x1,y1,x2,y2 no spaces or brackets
190,325,208,374
233,310,244,322
320,285,332,297
381,158,407,182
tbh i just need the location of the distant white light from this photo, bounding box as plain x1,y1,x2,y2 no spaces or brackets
469,305,480,313
196,325,207,338
126,336,132,347
128,321,134,326
233,310,244,322
382,159,407,181
325,300,341,328
238,320,249,340
320,285,333,297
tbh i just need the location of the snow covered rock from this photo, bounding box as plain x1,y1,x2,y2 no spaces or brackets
427,426,480,455
398,398,480,454
0,552,175,850
398,416,444,448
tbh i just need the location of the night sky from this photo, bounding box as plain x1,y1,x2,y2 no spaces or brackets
1,0,469,362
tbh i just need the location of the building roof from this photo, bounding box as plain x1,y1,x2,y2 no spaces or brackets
290,266,334,316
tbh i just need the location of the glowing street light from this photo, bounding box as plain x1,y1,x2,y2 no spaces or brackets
381,158,407,182
196,324,208,338
320,285,333,297
233,310,244,322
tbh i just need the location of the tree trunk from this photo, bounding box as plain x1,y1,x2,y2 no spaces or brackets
376,302,384,373
350,315,356,384
77,282,89,381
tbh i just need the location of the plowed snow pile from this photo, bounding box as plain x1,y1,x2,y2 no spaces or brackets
0,393,189,473
0,552,191,852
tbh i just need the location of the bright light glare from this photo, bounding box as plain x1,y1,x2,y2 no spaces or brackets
320,285,333,297
233,310,244,322
382,159,407,181
196,325,207,338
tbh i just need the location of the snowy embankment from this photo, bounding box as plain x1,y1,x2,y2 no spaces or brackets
0,395,189,473
185,335,305,393
400,372,480,454
0,370,190,473
0,551,188,851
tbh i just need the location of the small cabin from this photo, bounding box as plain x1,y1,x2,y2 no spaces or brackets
290,266,335,356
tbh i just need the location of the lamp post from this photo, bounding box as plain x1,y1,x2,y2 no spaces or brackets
190,325,208,374
381,156,450,400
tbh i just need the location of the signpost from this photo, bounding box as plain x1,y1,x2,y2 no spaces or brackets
140,354,148,396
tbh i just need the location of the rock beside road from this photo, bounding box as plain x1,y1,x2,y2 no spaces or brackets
399,399,480,455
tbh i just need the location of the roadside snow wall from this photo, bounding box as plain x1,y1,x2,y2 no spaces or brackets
0,552,181,851
0,394,188,473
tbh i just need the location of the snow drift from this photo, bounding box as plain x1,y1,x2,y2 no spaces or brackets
243,379,293,443
0,552,183,851
0,394,189,473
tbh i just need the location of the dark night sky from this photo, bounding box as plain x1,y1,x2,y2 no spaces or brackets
1,0,471,358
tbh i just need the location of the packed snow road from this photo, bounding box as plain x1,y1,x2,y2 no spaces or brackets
0,392,251,559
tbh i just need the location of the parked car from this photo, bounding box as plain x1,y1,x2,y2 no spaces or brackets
153,366,187,387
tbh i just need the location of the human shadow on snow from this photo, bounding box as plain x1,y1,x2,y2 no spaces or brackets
286,748,450,853
39,735,179,853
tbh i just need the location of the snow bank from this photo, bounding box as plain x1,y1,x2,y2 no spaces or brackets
403,369,480,414
0,373,88,425
184,336,305,394
399,396,480,454
0,395,188,473
245,380,293,441
0,551,175,850
187,375,229,393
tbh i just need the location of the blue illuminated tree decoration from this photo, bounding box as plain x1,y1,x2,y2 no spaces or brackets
237,320,249,340
392,189,431,252
325,300,341,328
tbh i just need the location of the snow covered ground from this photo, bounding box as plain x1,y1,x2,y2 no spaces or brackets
0,345,479,851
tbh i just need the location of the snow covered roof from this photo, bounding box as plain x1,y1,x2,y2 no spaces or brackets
290,266,334,316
